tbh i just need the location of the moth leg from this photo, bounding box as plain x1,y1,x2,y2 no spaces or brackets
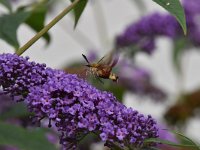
85,69,89,76
94,74,104,84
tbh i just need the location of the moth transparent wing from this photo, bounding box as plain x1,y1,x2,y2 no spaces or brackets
97,50,119,68
110,53,119,67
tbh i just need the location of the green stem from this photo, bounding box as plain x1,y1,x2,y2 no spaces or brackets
16,0,80,55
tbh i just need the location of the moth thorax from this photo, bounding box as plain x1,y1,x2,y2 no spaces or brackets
90,67,98,73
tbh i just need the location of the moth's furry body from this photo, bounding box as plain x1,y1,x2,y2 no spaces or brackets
82,54,118,82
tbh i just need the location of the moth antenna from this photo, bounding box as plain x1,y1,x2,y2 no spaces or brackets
97,56,105,64
82,54,90,64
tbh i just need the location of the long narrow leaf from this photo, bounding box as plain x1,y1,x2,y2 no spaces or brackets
164,129,200,150
0,11,30,49
145,138,199,149
0,0,12,11
172,37,188,73
0,122,57,150
70,0,88,28
153,0,187,35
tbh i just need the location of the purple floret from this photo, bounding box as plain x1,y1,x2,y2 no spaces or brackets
0,53,48,101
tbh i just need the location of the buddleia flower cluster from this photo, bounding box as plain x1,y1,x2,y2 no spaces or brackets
115,0,200,54
0,53,158,149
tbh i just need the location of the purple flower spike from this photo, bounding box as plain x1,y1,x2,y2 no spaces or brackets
0,53,158,149
115,13,179,54
116,0,200,54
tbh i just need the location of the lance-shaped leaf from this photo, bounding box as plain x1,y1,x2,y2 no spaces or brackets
145,129,200,150
167,129,200,149
172,37,188,74
24,3,51,44
0,122,57,150
0,103,30,120
0,11,30,49
0,0,12,12
153,0,187,35
70,0,88,28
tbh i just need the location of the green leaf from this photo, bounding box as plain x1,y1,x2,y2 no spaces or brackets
0,11,30,49
0,103,30,120
145,129,200,150
172,37,188,73
70,0,88,28
0,0,12,12
165,129,200,150
153,0,187,35
105,84,125,102
24,4,51,44
0,122,57,150
145,138,200,149
91,77,125,102
141,147,161,150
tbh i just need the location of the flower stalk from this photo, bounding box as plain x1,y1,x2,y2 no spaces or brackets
16,0,80,56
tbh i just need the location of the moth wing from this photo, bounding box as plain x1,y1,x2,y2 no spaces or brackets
97,50,119,67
